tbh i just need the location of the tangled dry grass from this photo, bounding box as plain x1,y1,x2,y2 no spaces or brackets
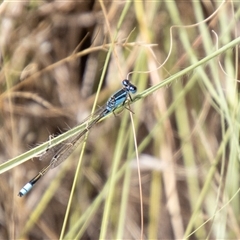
0,1,239,239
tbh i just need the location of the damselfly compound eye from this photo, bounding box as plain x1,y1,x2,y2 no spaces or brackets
122,79,129,87
129,85,137,93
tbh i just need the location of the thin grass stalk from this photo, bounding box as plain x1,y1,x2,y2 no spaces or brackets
99,110,131,238
148,171,162,239
64,1,134,238
207,111,228,239
173,79,206,238
60,1,126,237
115,54,146,238
116,149,132,238
219,4,240,225
59,136,88,239
183,128,231,238
165,2,204,238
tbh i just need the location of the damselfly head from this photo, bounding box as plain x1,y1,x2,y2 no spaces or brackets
122,79,137,94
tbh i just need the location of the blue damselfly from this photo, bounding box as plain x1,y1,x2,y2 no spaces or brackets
18,79,137,196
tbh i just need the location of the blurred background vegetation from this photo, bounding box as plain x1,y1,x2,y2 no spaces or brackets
0,1,240,239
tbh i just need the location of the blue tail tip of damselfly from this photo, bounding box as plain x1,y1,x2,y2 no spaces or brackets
18,182,33,197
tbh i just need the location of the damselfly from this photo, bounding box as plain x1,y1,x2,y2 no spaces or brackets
18,79,137,196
